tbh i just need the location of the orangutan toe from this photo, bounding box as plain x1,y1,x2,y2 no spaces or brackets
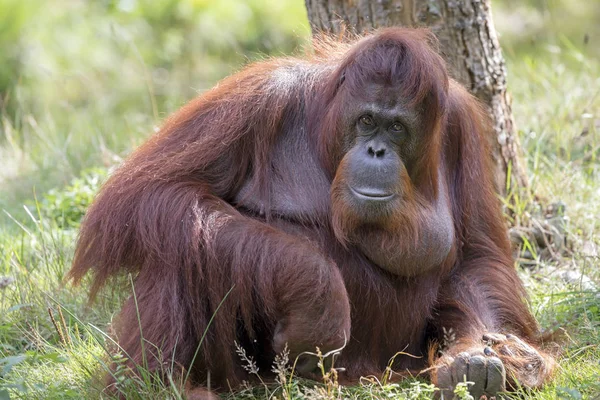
436,349,506,399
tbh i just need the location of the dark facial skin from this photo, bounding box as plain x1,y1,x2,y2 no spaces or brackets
332,82,454,276
340,82,421,216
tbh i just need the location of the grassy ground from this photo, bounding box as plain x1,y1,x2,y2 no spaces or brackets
1,1,599,399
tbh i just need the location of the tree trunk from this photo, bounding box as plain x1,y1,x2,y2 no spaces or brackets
305,0,528,195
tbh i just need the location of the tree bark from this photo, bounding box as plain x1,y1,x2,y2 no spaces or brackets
305,0,528,194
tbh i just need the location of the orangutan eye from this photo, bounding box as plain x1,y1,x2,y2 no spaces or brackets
359,115,374,126
390,122,405,133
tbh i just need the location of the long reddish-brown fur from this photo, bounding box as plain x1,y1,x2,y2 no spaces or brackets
68,28,553,397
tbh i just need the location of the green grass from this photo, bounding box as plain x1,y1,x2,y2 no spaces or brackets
1,1,599,399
